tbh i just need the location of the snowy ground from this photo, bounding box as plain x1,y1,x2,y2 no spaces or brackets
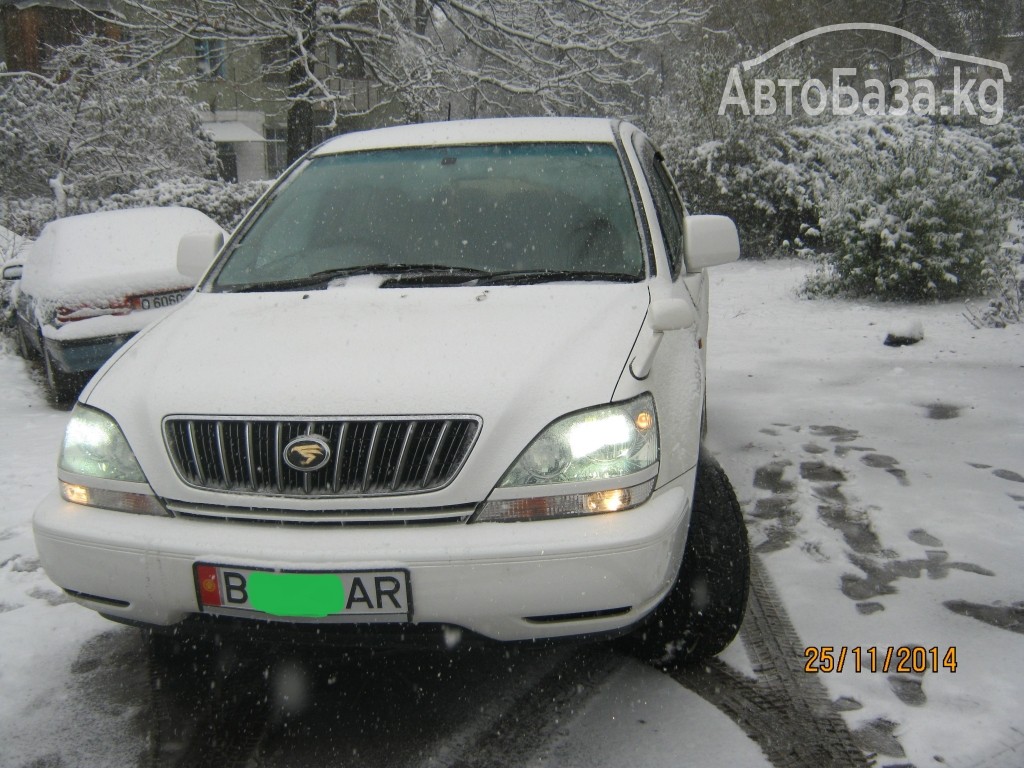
704,260,1024,767
0,259,1022,767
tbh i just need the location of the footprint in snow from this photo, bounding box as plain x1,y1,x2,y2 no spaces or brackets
992,468,1024,483
907,528,943,547
888,669,927,707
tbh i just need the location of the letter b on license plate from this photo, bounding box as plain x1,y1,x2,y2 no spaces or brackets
195,564,410,621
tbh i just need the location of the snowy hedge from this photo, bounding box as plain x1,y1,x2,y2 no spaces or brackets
668,113,1023,303
1,178,269,239
670,124,822,260
98,179,271,233
806,117,1020,301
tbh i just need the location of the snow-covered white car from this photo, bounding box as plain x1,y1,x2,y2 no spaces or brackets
34,118,749,661
12,207,226,403
1,225,32,329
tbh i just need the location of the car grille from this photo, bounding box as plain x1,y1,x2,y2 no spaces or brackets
164,416,480,497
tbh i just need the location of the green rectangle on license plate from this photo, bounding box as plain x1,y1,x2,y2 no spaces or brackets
200,565,409,620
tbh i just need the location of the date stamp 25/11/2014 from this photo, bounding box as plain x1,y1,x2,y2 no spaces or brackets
804,646,957,674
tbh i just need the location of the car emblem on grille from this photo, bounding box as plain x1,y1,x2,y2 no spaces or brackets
283,435,332,472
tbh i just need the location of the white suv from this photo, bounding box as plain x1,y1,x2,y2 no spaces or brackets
34,118,748,662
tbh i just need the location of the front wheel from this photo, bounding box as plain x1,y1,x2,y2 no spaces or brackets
625,450,750,665
43,347,80,406
16,326,33,359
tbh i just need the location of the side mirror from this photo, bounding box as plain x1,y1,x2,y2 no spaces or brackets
630,298,696,379
685,215,740,271
177,230,225,281
2,263,23,281
648,297,695,332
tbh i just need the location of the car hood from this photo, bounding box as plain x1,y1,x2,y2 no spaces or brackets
85,282,651,504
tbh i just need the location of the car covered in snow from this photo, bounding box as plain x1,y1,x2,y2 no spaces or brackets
1,225,32,329
12,207,226,403
34,118,749,660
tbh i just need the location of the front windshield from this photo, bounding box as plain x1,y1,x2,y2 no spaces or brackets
211,142,643,290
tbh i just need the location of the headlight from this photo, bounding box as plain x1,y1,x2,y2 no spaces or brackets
60,405,145,481
499,394,658,487
58,405,168,516
474,394,658,522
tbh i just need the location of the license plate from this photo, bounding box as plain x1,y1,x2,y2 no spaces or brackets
194,564,411,622
133,289,190,311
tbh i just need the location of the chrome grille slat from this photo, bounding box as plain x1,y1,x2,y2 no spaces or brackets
165,416,479,499
390,421,417,491
274,422,284,493
244,422,256,491
423,420,451,487
331,422,349,494
362,423,383,492
215,422,231,487
303,421,315,495
186,422,206,486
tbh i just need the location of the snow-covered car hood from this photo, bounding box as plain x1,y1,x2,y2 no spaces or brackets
84,282,651,504
19,207,224,328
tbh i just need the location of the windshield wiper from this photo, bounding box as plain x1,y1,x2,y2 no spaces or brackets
476,269,641,286
221,264,489,293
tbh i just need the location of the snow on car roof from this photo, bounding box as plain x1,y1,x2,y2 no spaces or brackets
313,117,621,156
20,207,224,304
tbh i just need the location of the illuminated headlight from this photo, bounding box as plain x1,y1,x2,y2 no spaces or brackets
58,405,168,516
500,394,657,486
474,394,658,522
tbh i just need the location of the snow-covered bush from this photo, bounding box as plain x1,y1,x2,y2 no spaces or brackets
1,179,269,238
98,179,270,233
805,117,1018,301
0,35,215,211
670,122,824,259
964,241,1024,328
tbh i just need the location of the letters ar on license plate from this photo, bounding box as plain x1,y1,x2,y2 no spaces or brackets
194,564,411,622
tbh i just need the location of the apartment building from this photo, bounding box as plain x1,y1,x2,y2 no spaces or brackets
1,0,390,181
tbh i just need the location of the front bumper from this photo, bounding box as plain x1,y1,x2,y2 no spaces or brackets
43,333,136,374
33,476,693,643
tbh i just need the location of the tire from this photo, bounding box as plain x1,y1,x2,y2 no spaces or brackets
43,347,79,406
16,326,32,359
625,450,750,665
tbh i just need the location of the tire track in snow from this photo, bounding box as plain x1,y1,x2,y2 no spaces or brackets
670,554,870,768
441,645,624,768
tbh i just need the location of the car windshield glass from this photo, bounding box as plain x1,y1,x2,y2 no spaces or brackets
211,143,644,291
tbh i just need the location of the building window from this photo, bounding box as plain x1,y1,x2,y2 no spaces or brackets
261,39,289,85
265,127,288,177
216,144,238,182
195,38,226,78
328,41,366,79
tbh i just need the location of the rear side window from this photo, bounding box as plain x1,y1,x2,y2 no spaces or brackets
635,137,685,279
214,143,644,288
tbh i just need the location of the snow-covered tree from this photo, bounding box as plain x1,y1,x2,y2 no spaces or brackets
91,0,702,161
0,35,216,223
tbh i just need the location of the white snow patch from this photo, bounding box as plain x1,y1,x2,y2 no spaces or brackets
539,660,771,767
